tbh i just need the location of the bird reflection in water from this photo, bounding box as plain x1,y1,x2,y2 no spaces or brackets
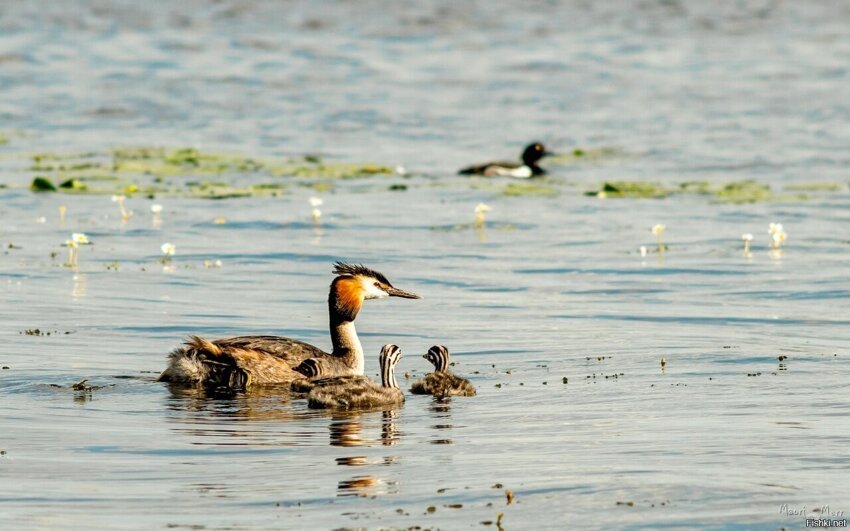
162,383,317,443
429,398,454,446
332,409,402,497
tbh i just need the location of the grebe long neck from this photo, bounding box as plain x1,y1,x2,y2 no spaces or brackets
328,277,365,374
329,318,364,373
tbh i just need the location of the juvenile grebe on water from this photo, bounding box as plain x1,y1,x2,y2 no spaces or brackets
158,263,420,389
410,345,476,397
307,344,405,410
458,142,551,178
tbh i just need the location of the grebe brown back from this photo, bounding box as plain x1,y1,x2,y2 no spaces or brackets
307,344,405,410
410,345,476,397
158,263,420,390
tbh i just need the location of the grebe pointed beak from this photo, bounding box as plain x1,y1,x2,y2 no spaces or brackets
385,286,421,299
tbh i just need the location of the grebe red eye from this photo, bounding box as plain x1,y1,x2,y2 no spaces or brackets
374,282,381,288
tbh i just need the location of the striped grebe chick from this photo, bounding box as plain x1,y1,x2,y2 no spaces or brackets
158,263,420,390
410,345,476,397
308,344,405,410
458,142,551,178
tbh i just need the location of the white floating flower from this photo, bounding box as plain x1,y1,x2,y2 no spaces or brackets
475,203,492,215
36,217,47,224
640,246,648,257
65,239,77,249
741,233,753,242
111,195,126,203
395,165,407,176
651,224,666,236
474,203,492,228
309,197,323,208
150,204,163,214
768,223,787,247
72,233,90,244
161,243,176,256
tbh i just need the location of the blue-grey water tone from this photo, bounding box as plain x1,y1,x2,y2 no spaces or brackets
1,1,849,529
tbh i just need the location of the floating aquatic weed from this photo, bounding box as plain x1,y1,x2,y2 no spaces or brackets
474,203,491,228
203,259,223,269
309,197,323,222
502,182,558,197
160,243,175,264
212,217,227,224
111,194,131,220
31,176,57,192
741,233,753,255
660,357,667,370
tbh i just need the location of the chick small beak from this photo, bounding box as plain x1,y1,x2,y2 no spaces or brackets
421,353,429,359
386,286,421,299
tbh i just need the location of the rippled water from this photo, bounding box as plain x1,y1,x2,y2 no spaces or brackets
2,1,849,529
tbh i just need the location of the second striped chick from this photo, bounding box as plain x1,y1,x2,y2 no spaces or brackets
410,345,476,397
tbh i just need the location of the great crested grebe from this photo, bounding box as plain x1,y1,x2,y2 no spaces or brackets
410,345,476,397
307,344,405,409
458,142,551,178
158,263,420,389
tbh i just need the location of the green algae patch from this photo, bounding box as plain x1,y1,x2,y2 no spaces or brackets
31,177,57,192
548,147,626,165
17,146,399,198
784,182,845,192
712,180,773,203
185,181,288,199
270,162,394,179
586,181,670,198
502,182,559,197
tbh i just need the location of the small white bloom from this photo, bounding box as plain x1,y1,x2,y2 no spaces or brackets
111,195,126,203
395,165,407,175
65,239,77,248
741,233,753,242
475,203,492,215
161,243,175,256
72,233,89,244
640,246,648,257
150,204,163,214
772,230,787,245
36,217,47,224
309,197,323,208
652,224,666,235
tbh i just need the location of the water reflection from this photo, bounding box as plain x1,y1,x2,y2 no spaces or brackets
71,273,87,298
163,383,313,439
330,409,402,496
428,398,454,446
